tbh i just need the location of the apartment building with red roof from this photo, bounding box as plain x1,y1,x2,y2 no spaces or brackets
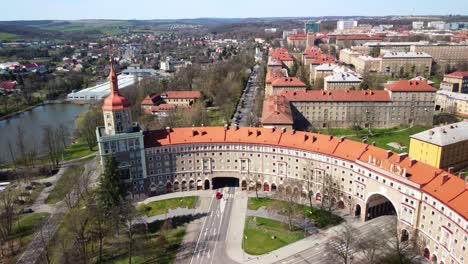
287,33,307,50
97,66,467,264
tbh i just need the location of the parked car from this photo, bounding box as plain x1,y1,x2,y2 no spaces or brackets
20,208,34,214
216,191,223,199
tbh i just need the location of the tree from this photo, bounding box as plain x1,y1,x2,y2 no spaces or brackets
64,208,91,264
272,180,302,231
98,155,126,214
119,200,143,264
75,107,103,151
357,233,385,264
42,125,64,168
88,197,109,263
0,188,17,257
383,219,426,264
325,224,361,264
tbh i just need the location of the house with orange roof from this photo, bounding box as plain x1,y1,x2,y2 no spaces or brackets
440,71,468,94
287,33,307,50
141,90,201,116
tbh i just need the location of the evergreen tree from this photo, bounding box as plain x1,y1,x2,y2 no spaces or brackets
98,155,126,213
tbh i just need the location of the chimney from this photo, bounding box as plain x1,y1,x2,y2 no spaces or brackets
248,130,253,136
340,136,346,142
459,171,465,179
362,138,367,143
372,141,376,146
386,150,393,158
442,174,449,184
409,158,417,167
282,127,287,133
271,127,276,133
397,153,408,163
224,124,229,131
312,136,317,143
191,128,196,136
329,135,333,140
304,134,309,142
448,167,454,174
256,130,261,137
166,126,171,133
235,125,240,131
291,129,296,135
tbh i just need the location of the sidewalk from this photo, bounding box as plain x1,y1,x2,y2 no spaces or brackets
226,191,365,264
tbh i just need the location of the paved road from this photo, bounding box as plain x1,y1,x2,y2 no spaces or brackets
232,65,260,127
190,187,237,264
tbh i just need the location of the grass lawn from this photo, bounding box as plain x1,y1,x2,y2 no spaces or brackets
0,32,22,41
11,213,49,242
62,142,96,161
138,196,199,217
207,109,226,126
248,198,343,228
46,165,85,204
319,125,430,153
243,216,305,255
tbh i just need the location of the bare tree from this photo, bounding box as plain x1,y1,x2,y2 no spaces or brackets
272,180,302,231
64,208,91,264
42,125,63,168
357,234,385,264
16,125,27,166
119,200,144,264
325,224,361,264
384,219,426,264
0,188,17,257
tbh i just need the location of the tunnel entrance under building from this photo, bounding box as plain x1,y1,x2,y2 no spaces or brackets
365,194,396,221
212,177,239,189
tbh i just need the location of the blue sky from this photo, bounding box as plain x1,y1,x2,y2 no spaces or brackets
1,0,467,20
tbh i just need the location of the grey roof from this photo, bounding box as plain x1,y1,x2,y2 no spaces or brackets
437,90,468,102
410,120,468,146
382,51,432,59
325,73,361,83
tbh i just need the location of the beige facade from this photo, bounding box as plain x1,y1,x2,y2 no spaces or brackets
436,91,468,117
140,127,468,264
380,54,432,77
352,56,381,74
410,44,468,65
324,80,361,91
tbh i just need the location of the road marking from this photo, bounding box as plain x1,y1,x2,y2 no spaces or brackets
210,187,233,264
190,195,215,264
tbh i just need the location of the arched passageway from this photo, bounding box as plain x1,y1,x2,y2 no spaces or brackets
212,177,239,189
401,229,409,242
241,180,247,190
173,182,180,192
337,200,345,209
204,179,210,190
181,181,187,191
263,182,269,192
271,183,277,192
423,248,430,259
355,204,361,217
197,180,203,190
365,193,396,221
166,182,173,193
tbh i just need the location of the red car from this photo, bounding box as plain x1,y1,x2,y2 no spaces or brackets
216,191,223,199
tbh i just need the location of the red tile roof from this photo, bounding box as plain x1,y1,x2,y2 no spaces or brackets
160,90,201,99
384,80,437,92
287,34,307,40
280,90,392,102
266,68,288,84
0,81,17,90
261,95,293,125
445,71,468,78
143,126,468,219
269,48,294,62
336,35,384,41
272,77,306,87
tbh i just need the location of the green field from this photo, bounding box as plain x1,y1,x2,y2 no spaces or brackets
243,216,305,255
46,165,85,204
138,196,199,217
0,32,22,41
62,142,96,161
12,213,49,243
207,109,226,126
319,125,430,153
248,198,343,228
